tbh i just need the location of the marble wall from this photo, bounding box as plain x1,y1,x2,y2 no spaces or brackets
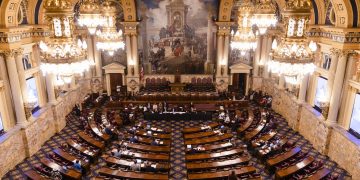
260,77,360,178
0,80,91,178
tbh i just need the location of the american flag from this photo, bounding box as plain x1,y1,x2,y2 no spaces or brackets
140,65,144,82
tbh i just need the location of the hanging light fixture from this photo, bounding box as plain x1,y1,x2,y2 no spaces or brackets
40,0,94,81
251,0,277,35
230,0,257,55
268,0,316,84
95,0,125,56
78,0,105,34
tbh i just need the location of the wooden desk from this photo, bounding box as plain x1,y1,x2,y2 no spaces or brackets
186,142,233,153
135,130,171,139
185,133,233,145
105,157,169,171
188,166,257,179
118,150,169,161
40,158,82,180
67,139,97,158
135,123,170,134
306,168,331,180
251,131,277,148
89,120,111,141
187,157,250,170
244,120,267,141
169,83,186,93
186,148,244,161
98,167,168,180
237,109,254,134
267,147,301,167
183,122,219,134
53,148,90,171
123,142,170,153
184,131,219,139
78,132,105,150
124,134,171,146
276,156,315,179
24,170,48,180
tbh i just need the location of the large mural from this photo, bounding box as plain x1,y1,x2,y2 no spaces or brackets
101,49,127,67
138,0,219,74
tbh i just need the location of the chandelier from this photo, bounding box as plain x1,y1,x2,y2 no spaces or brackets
40,0,94,80
230,0,277,55
95,1,125,56
268,0,316,84
251,0,277,35
78,0,104,35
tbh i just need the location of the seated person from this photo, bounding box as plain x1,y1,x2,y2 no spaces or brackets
73,160,82,172
143,161,155,172
151,138,159,146
130,159,141,171
129,135,138,143
113,148,122,158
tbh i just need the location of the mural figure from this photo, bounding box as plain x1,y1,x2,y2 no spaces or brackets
139,0,218,74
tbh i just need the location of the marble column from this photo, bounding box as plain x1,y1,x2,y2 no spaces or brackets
253,36,262,77
245,73,250,95
4,50,27,126
14,50,29,104
131,35,139,76
125,34,132,76
46,74,56,104
298,74,309,102
327,51,349,123
0,54,16,127
94,37,102,78
222,35,230,75
326,49,340,100
205,15,214,74
262,35,272,78
216,34,224,77
106,73,111,96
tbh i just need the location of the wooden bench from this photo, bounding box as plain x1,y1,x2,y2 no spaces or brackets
53,148,90,172
185,133,233,145
123,142,171,153
184,131,219,139
66,139,98,158
183,122,219,134
135,123,170,134
186,142,233,153
78,132,105,150
40,158,82,180
305,167,331,180
124,134,171,146
187,157,250,170
244,119,267,141
105,157,170,171
186,148,244,161
135,130,171,139
97,167,168,179
237,109,255,134
89,120,111,141
275,156,315,179
188,166,257,179
24,170,48,180
115,150,170,161
267,147,302,167
251,131,277,148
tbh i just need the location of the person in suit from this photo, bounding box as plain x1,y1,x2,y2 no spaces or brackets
130,160,141,171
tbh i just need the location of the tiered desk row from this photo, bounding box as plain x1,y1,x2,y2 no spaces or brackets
183,122,260,179
24,108,117,180
95,122,172,179
240,108,336,180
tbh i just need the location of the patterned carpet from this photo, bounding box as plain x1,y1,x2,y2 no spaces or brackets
2,102,352,180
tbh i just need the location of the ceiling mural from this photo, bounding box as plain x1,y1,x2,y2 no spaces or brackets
137,0,219,74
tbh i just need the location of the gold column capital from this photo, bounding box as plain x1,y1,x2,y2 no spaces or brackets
0,48,24,58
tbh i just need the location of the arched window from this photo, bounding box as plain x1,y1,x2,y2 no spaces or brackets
349,93,360,138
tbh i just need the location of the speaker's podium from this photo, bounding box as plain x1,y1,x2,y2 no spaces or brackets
170,72,186,93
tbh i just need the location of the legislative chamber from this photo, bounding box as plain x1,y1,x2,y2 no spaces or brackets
0,0,359,179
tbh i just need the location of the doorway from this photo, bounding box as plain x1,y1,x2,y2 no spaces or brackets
232,73,247,96
110,73,123,94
